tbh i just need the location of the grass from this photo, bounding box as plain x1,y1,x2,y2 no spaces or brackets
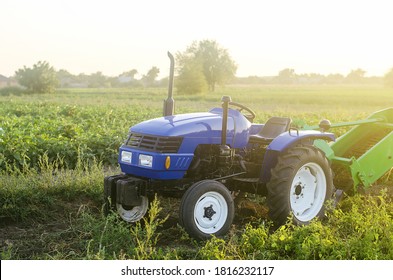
1,85,393,259
1,158,392,259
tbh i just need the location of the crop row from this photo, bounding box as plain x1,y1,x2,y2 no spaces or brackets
0,101,160,170
2,85,390,171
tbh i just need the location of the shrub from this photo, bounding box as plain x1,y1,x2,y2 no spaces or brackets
0,86,26,96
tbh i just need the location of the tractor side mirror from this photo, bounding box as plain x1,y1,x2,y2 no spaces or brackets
319,119,331,132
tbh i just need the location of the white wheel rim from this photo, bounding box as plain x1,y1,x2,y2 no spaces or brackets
117,196,148,223
290,162,326,222
194,191,228,234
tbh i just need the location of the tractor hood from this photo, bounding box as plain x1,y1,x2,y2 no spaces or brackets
129,108,251,148
131,109,225,137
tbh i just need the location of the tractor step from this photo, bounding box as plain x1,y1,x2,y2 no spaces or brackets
232,177,260,183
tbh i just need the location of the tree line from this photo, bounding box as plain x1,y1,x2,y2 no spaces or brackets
56,66,163,88
4,39,393,94
234,68,386,85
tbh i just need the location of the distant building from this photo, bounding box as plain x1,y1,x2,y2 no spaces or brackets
0,74,8,88
0,74,19,88
59,77,88,88
118,74,134,84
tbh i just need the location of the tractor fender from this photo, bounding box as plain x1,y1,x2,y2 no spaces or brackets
259,130,335,184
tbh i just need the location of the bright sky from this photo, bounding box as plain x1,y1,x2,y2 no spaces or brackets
1,0,392,78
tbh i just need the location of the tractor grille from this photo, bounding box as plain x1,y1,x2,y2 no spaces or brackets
125,133,183,153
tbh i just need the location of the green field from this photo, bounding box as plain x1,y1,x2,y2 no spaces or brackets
1,85,393,259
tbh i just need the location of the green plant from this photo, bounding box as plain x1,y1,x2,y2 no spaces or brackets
15,61,59,93
0,154,104,223
130,196,169,259
0,242,15,259
84,196,170,260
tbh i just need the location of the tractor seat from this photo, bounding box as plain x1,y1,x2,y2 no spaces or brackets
249,117,292,144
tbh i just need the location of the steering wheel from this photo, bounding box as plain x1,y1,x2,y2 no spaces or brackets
229,101,256,122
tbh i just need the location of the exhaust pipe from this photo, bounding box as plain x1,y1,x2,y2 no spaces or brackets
163,51,175,116
221,95,231,145
219,95,232,167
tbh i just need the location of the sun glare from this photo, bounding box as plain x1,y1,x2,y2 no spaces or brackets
0,0,392,77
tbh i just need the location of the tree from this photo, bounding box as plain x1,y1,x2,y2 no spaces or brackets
177,40,237,92
76,73,89,86
113,69,141,87
56,69,73,80
15,61,58,93
142,66,160,87
277,68,296,84
176,57,208,95
57,69,76,87
384,68,393,87
345,68,366,84
88,71,108,88
325,73,345,84
124,69,138,79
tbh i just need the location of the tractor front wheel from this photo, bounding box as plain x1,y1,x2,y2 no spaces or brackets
267,144,334,226
116,196,149,223
179,180,234,240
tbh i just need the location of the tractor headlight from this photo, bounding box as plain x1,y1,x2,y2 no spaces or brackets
121,151,132,163
139,154,153,168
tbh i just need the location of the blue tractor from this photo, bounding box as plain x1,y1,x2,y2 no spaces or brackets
104,53,336,240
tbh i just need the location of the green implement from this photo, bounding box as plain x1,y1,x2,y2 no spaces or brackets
312,108,393,192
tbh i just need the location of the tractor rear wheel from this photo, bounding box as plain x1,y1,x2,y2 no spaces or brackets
179,180,234,240
267,144,333,226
